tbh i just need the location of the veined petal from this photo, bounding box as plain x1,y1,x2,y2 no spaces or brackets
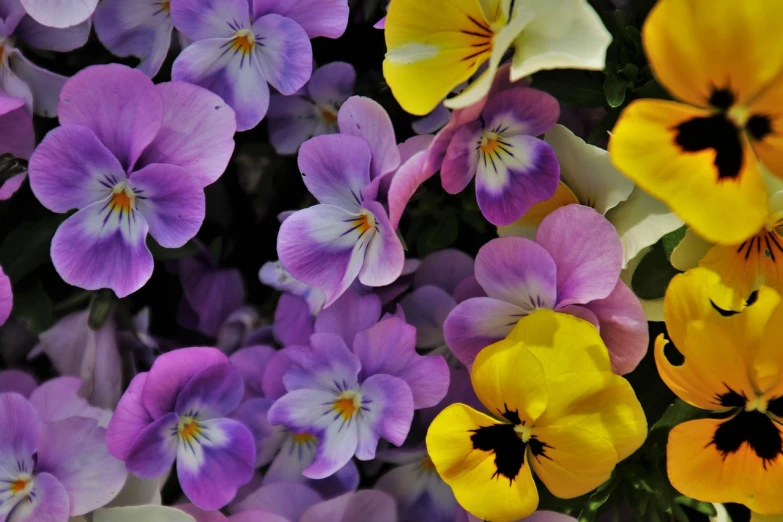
481,87,559,137
441,120,482,195
125,413,179,478
251,14,312,96
357,201,405,288
283,332,361,394
356,374,415,458
252,0,349,39
19,0,97,28
175,363,244,420
169,0,251,40
0,393,40,485
5,472,69,522
297,134,372,209
337,96,400,179
313,290,381,347
497,182,579,240
106,373,152,461
0,94,34,160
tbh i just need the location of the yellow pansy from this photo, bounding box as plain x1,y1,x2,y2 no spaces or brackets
657,267,783,515
426,310,646,522
383,0,610,115
608,0,783,245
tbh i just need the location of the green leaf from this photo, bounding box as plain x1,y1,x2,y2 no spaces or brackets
675,496,717,517
531,70,606,108
423,210,459,254
13,280,54,334
147,237,199,260
0,215,64,283
618,63,639,83
578,479,617,522
604,74,629,108
661,226,687,261
633,79,672,100
631,241,680,299
460,210,487,234
650,399,706,432
88,289,117,330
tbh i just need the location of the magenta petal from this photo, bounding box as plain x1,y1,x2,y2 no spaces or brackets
537,205,623,307
481,87,559,137
584,281,649,375
28,124,125,213
337,96,400,179
234,482,322,521
357,201,404,288
125,412,179,478
399,286,456,349
8,472,70,522
440,121,481,195
58,64,164,170
50,200,154,298
175,363,244,420
177,418,255,510
314,290,381,347
129,163,205,248
177,504,230,522
252,0,348,39
106,373,153,460
273,293,315,347
229,345,275,400
443,297,527,367
0,173,27,200
0,94,34,159
387,148,437,229
297,134,372,209
474,237,557,311
0,370,36,396
139,81,236,187
413,249,474,294
559,305,600,330
307,61,355,107
357,374,413,456
252,14,312,96
170,0,251,40
0,266,11,327
20,0,97,28
142,347,228,419
36,417,126,515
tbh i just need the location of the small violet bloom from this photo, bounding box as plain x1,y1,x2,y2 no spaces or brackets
277,96,406,307
444,204,648,375
0,92,34,199
268,61,356,155
28,64,236,297
106,347,256,510
18,0,96,29
0,392,126,522
171,0,349,131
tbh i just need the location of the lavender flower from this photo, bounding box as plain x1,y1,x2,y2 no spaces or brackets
18,0,96,28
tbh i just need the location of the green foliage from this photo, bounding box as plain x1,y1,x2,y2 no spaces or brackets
0,215,64,283
661,226,687,261
632,241,681,299
13,280,54,334
147,237,199,260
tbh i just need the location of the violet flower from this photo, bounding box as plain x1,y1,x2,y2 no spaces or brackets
259,260,326,315
18,0,96,28
277,97,405,307
0,266,10,327
0,92,34,199
94,0,174,78
0,392,127,521
27,64,236,298
170,0,349,131
0,369,35,396
0,0,90,116
268,61,356,155
106,347,255,510
444,204,648,374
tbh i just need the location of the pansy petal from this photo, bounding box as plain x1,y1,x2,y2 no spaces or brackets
7,472,69,522
261,350,292,400
0,370,36,396
169,0,250,40
0,392,40,477
284,332,361,393
177,418,255,510
58,64,164,170
230,346,275,401
267,95,319,155
233,482,322,521
251,14,312,96
252,0,348,39
536,205,622,307
175,363,244,420
441,121,481,195
357,374,414,458
14,15,90,52
443,297,527,367
414,249,475,294
297,134,372,209
358,201,405,288
50,199,153,298
387,144,438,229
670,229,713,272
139,82,236,187
481,87,559,137
0,95,33,159
0,173,27,200
337,96,400,179
6,51,63,118
307,61,355,107
231,398,284,467
273,293,315,347
0,58,34,110
29,376,109,425
0,267,11,328
125,412,179,478
106,373,152,460
303,490,397,522
399,286,456,349
313,290,381,347
19,0,97,28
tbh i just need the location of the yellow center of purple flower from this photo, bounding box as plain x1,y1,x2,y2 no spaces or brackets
9,478,30,495
333,392,360,421
352,212,376,237
178,417,201,442
291,432,317,444
160,0,170,13
320,108,338,125
479,131,502,155
230,30,256,55
108,183,136,215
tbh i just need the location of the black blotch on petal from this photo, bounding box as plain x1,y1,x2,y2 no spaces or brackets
471,424,527,483
663,342,685,367
709,88,735,110
675,114,743,180
500,405,522,425
711,300,739,317
711,410,783,464
746,290,759,306
716,386,747,408
528,436,553,461
747,114,773,141
767,396,783,418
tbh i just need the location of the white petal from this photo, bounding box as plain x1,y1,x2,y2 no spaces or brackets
670,228,714,272
93,506,196,522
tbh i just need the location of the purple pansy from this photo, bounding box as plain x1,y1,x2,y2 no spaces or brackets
277,97,406,307
170,0,348,131
0,392,127,521
260,260,327,315
106,347,255,510
0,369,36,396
18,0,96,29
444,204,648,374
94,0,174,78
0,93,34,199
27,64,236,298
268,61,356,155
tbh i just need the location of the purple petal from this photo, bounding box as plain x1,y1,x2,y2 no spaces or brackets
36,417,127,515
376,460,456,522
277,204,369,308
234,482,322,521
259,260,326,315
558,305,600,329
169,0,250,40
139,81,236,187
583,281,648,375
453,275,485,302
125,412,179,478
0,173,27,200
536,205,622,307
178,255,246,338
297,134,372,209
337,96,400,179
175,363,244,420
474,237,558,311
261,350,291,400
251,14,312,96
30,311,89,376
7,50,66,117
443,297,526,367
229,345,275,400
419,367,481,428
356,374,413,457
19,0,97,28
28,124,125,213
313,290,380,347
0,266,11,327
440,121,481,195
28,376,110,425
0,94,34,159
230,398,285,467
273,293,315,347
307,61,355,107
0,55,34,109
399,286,455,349
58,64,164,170
412,103,451,135
283,333,360,393
7,472,69,522
171,38,269,132
50,199,153,298
93,0,173,77
0,1,26,35
302,490,397,522
357,201,404,288
0,392,40,476
177,418,255,510
413,249,474,294
176,504,231,522
252,0,348,39
481,87,559,137
107,373,153,461
387,147,437,229
0,370,36,396
15,15,90,52
142,347,229,419
267,95,319,155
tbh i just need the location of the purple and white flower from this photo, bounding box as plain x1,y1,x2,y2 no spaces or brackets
268,61,356,155
18,0,96,29
106,347,255,510
28,64,236,297
444,204,648,374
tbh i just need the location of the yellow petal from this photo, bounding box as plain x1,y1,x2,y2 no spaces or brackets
497,182,579,239
471,336,548,425
609,99,769,245
529,422,617,499
668,418,783,515
643,0,783,108
754,295,783,396
426,404,540,522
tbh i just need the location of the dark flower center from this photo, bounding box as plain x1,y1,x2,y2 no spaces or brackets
711,409,783,465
